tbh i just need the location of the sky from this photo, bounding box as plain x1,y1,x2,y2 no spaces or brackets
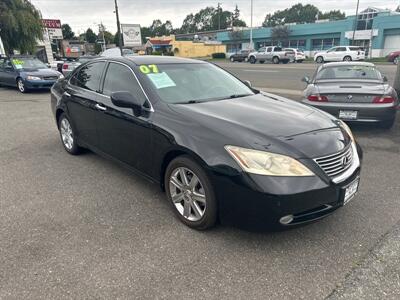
31,0,400,35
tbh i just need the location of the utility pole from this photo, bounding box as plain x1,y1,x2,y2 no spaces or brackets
250,0,253,49
114,0,123,55
217,3,222,30
351,0,360,45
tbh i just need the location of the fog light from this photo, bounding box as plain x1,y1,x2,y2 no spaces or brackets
280,215,294,225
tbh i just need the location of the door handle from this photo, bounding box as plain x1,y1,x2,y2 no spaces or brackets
64,91,71,97
95,103,107,111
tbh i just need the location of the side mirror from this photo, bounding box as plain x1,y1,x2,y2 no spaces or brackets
243,80,252,88
302,76,310,84
111,91,143,113
382,76,388,82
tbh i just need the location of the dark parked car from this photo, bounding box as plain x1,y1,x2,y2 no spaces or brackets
229,49,254,62
0,56,63,93
302,62,398,128
51,56,362,230
387,50,400,65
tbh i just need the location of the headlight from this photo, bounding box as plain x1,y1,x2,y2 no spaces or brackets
339,120,355,143
58,74,64,79
225,146,314,176
27,75,41,81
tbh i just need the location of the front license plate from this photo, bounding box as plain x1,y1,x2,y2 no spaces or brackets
343,178,359,205
339,110,358,120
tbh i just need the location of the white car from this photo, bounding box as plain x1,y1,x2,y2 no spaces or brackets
284,48,306,63
314,46,366,63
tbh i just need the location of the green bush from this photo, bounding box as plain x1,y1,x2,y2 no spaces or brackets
212,52,226,59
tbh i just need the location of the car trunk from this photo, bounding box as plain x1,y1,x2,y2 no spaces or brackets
316,81,385,103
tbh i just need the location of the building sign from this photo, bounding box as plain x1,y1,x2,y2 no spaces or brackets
121,24,142,46
42,19,63,40
345,29,378,40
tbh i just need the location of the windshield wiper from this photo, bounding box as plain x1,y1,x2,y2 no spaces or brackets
228,93,252,99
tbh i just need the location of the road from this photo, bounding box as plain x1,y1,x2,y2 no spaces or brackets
0,70,399,299
216,61,398,99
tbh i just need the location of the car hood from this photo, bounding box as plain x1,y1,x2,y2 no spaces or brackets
22,68,60,77
315,80,387,95
168,93,349,158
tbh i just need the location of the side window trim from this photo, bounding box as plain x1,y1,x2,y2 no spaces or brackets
101,60,154,113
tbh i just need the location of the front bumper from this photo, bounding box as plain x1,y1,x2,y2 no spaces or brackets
213,144,362,230
24,79,57,89
301,100,397,123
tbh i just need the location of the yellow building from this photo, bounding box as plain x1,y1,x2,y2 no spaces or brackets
148,35,226,58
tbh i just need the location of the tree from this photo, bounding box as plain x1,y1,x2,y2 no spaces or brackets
178,5,246,33
62,24,75,39
0,0,43,54
102,31,114,45
84,28,97,43
319,10,346,21
263,3,320,27
271,25,291,44
262,4,345,27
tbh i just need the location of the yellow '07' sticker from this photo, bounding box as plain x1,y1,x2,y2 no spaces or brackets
139,64,159,74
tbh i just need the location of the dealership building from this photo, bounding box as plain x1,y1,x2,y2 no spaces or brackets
217,7,400,58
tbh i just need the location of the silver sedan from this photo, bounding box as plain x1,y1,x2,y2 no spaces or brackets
301,62,398,128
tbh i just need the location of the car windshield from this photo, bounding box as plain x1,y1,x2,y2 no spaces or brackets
316,65,382,81
11,58,47,70
140,63,254,104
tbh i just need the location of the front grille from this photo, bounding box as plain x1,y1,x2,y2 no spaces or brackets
314,145,353,178
43,76,58,80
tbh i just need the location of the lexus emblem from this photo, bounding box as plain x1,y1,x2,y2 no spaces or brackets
347,95,353,100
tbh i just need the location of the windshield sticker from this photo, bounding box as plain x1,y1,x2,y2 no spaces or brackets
12,59,24,69
147,72,176,89
140,64,159,74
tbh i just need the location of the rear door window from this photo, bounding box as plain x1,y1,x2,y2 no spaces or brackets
70,62,106,92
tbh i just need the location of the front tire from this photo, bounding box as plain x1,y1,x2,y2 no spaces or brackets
17,78,27,93
249,56,256,64
316,56,324,64
273,57,280,64
58,113,81,155
394,56,399,65
165,156,217,230
230,56,235,62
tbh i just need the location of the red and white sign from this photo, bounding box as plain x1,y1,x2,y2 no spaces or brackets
42,19,63,39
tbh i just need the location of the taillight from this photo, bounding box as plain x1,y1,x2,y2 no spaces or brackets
373,96,394,104
308,94,328,102
62,64,68,70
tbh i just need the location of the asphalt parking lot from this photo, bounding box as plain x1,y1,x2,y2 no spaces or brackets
0,63,399,299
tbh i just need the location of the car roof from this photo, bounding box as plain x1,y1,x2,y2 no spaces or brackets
125,55,207,65
322,61,375,68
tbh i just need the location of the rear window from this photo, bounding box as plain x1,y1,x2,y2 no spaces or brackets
274,47,282,52
316,65,382,81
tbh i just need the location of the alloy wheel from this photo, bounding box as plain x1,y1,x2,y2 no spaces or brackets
60,118,74,150
344,56,352,62
316,57,323,63
394,57,399,65
169,167,206,222
17,79,25,93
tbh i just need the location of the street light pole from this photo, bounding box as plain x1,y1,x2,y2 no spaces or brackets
351,0,360,45
250,0,253,49
114,0,123,55
217,3,222,30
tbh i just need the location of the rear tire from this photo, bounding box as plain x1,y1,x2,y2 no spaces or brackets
316,56,324,64
165,156,217,230
282,60,289,64
297,60,304,63
58,113,81,155
394,56,399,65
380,118,396,129
273,57,280,64
343,56,352,62
230,56,235,62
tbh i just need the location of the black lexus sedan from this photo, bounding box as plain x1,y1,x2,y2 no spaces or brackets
51,56,362,230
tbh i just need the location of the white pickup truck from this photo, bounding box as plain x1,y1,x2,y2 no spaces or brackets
248,46,295,64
